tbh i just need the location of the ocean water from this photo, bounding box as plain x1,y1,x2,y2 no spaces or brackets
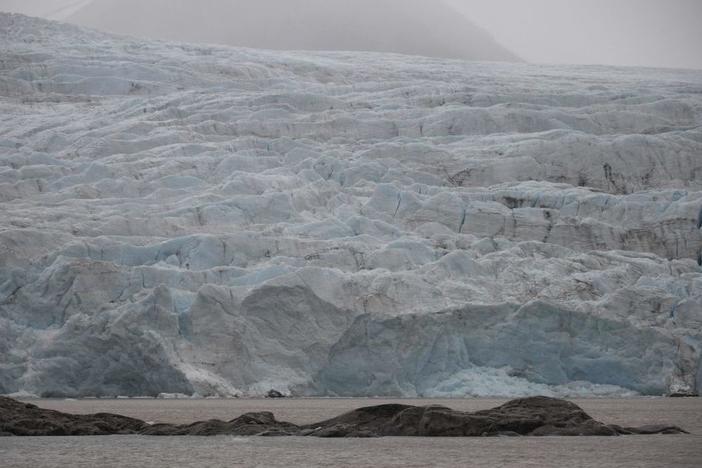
1,398,701,467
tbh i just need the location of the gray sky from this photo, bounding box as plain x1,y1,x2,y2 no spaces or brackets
2,0,701,69
447,0,702,69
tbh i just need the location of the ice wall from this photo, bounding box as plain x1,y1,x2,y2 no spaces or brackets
0,13,701,397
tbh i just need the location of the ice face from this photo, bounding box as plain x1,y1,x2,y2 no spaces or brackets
0,13,700,397
316,302,684,396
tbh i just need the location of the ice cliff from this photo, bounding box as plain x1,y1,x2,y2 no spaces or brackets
0,13,701,398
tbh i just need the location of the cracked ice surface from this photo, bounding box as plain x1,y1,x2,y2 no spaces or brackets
1,13,701,397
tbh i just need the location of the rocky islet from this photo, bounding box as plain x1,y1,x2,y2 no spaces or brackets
0,396,689,437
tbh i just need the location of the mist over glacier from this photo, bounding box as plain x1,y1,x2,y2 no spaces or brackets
0,0,519,61
0,13,701,398
3,0,701,70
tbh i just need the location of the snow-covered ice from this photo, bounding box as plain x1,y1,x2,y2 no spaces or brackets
0,13,701,397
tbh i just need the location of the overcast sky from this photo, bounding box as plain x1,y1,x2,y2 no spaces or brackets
2,0,701,69
447,0,702,69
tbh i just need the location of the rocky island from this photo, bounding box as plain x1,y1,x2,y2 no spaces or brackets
0,396,688,437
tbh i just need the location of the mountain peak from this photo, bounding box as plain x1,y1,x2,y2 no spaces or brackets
61,0,519,61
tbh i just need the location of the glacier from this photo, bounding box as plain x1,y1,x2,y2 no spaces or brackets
0,13,701,398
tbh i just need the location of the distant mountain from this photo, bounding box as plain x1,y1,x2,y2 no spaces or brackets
63,0,519,61
0,0,92,20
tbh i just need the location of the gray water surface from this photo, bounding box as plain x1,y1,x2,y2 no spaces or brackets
1,398,700,467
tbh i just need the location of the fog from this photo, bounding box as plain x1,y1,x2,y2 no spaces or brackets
1,0,701,69
448,0,702,70
0,0,519,62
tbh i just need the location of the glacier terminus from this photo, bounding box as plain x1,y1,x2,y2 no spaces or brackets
0,13,701,399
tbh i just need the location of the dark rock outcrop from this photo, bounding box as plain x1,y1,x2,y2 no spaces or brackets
668,392,699,398
299,397,689,437
0,396,689,437
142,411,299,436
0,397,146,436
